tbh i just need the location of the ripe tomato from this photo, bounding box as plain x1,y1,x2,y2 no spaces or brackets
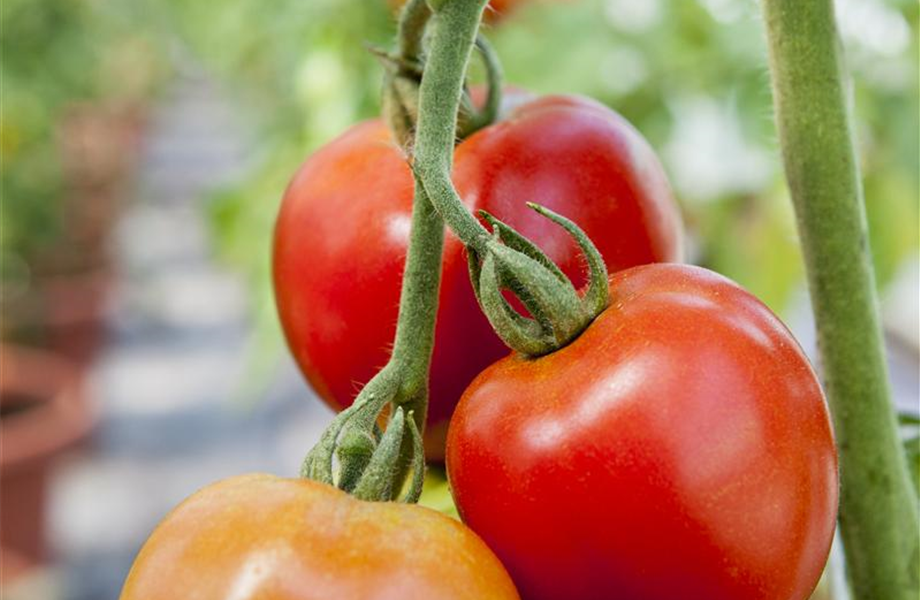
273,94,682,459
119,474,520,600
446,264,838,600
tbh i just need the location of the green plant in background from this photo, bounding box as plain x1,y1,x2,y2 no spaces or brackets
2,0,98,281
1,0,170,292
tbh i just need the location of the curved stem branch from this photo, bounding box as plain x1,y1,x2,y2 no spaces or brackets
761,1,919,598
457,35,504,139
473,35,503,127
411,0,607,358
412,0,492,253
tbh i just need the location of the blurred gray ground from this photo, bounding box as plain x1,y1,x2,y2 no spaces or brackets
11,66,917,600
39,68,333,600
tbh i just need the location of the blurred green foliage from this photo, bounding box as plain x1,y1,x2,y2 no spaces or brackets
160,0,400,364
2,0,99,265
154,0,917,324
1,0,169,282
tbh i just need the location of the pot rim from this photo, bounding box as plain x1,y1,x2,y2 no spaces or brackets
0,345,96,471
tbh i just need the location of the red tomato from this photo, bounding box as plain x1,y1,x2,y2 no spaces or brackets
446,264,838,600
119,474,520,600
273,94,682,459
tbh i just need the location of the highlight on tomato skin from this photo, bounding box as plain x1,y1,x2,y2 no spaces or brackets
118,474,521,600
272,92,683,461
446,263,839,600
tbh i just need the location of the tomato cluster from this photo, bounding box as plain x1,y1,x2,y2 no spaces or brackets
269,91,836,598
122,33,838,599
273,94,683,459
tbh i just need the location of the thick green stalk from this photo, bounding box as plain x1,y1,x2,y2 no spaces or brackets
301,168,441,501
388,0,489,415
388,172,444,424
760,1,919,597
412,0,492,254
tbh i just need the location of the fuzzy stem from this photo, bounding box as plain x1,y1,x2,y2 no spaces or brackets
761,1,919,597
412,0,492,254
387,172,444,427
388,0,490,423
301,0,489,498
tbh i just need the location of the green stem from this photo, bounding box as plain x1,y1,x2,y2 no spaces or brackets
381,0,431,149
387,171,444,426
760,1,919,598
302,0,474,502
301,0,513,502
412,0,492,255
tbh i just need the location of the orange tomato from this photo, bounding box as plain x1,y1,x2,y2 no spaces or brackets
120,474,520,600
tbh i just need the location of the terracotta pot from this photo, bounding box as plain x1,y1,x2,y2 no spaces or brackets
1,268,111,366
37,269,112,366
0,345,95,582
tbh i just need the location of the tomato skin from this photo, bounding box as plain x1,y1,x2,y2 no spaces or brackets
119,474,520,600
273,94,682,459
446,264,838,600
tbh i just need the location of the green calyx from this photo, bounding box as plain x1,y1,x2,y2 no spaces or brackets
456,35,503,139
377,39,425,150
469,205,609,356
302,366,426,503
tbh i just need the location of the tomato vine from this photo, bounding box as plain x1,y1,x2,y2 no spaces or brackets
299,0,494,500
300,0,614,498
